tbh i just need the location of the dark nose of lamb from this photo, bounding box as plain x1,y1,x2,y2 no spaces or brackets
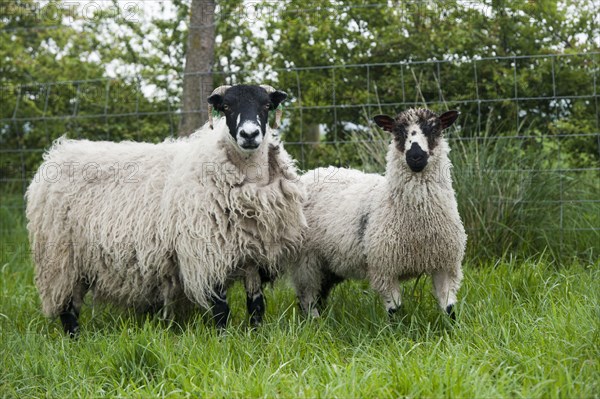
409,152,425,163
406,143,429,172
239,129,260,140
407,143,427,161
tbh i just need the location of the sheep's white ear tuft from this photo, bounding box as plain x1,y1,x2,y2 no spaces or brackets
373,115,395,132
440,110,459,130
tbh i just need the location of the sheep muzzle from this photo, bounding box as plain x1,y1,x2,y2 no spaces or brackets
406,142,429,172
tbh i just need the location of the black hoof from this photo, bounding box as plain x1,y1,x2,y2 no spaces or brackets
60,301,80,338
211,289,230,329
247,293,265,327
60,312,79,338
446,304,456,320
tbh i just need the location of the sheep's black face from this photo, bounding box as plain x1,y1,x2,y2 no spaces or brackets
208,85,287,152
374,109,459,173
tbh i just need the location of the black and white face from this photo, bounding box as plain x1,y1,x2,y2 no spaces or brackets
374,109,459,172
207,85,287,152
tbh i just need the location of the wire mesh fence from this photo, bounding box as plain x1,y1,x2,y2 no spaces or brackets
1,52,599,259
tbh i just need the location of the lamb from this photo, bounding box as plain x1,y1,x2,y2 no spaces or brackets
26,84,306,336
291,108,466,319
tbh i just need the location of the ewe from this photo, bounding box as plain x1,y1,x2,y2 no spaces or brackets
26,85,306,336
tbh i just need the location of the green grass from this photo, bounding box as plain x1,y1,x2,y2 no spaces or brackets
1,207,599,398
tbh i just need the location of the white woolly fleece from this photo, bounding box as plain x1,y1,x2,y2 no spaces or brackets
26,117,306,317
292,136,466,313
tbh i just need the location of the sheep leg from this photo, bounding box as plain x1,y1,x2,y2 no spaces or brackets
59,299,80,338
432,269,460,320
210,285,230,329
58,281,87,338
316,270,344,311
297,289,320,318
291,255,322,318
244,265,265,326
374,280,402,316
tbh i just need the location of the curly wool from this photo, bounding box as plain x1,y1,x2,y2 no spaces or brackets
26,117,306,317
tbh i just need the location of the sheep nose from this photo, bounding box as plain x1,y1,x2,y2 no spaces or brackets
409,153,424,162
239,129,260,140
407,143,427,160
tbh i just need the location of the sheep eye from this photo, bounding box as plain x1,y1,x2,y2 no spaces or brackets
223,105,230,112
263,104,271,111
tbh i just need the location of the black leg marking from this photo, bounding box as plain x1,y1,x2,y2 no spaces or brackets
211,287,230,329
246,292,265,326
446,304,456,320
258,267,275,285
59,301,80,338
317,271,344,310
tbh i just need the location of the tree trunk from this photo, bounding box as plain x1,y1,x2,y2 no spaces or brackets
179,0,215,136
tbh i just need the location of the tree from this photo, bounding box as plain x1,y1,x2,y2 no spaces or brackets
179,0,216,136
0,0,181,184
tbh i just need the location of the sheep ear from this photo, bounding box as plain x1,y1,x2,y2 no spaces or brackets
207,93,225,111
440,110,459,130
373,115,395,132
269,90,287,110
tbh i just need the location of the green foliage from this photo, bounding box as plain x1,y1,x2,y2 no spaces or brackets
250,0,600,184
256,0,599,146
0,1,184,180
0,1,104,83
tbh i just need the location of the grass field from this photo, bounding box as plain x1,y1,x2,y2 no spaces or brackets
1,205,599,398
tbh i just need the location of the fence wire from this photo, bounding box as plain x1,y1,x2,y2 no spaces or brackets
1,53,599,246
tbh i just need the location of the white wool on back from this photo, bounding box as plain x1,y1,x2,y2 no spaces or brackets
296,136,466,298
26,117,306,317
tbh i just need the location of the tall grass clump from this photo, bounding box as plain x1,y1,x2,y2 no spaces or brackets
351,112,599,265
0,194,29,268
451,130,598,264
